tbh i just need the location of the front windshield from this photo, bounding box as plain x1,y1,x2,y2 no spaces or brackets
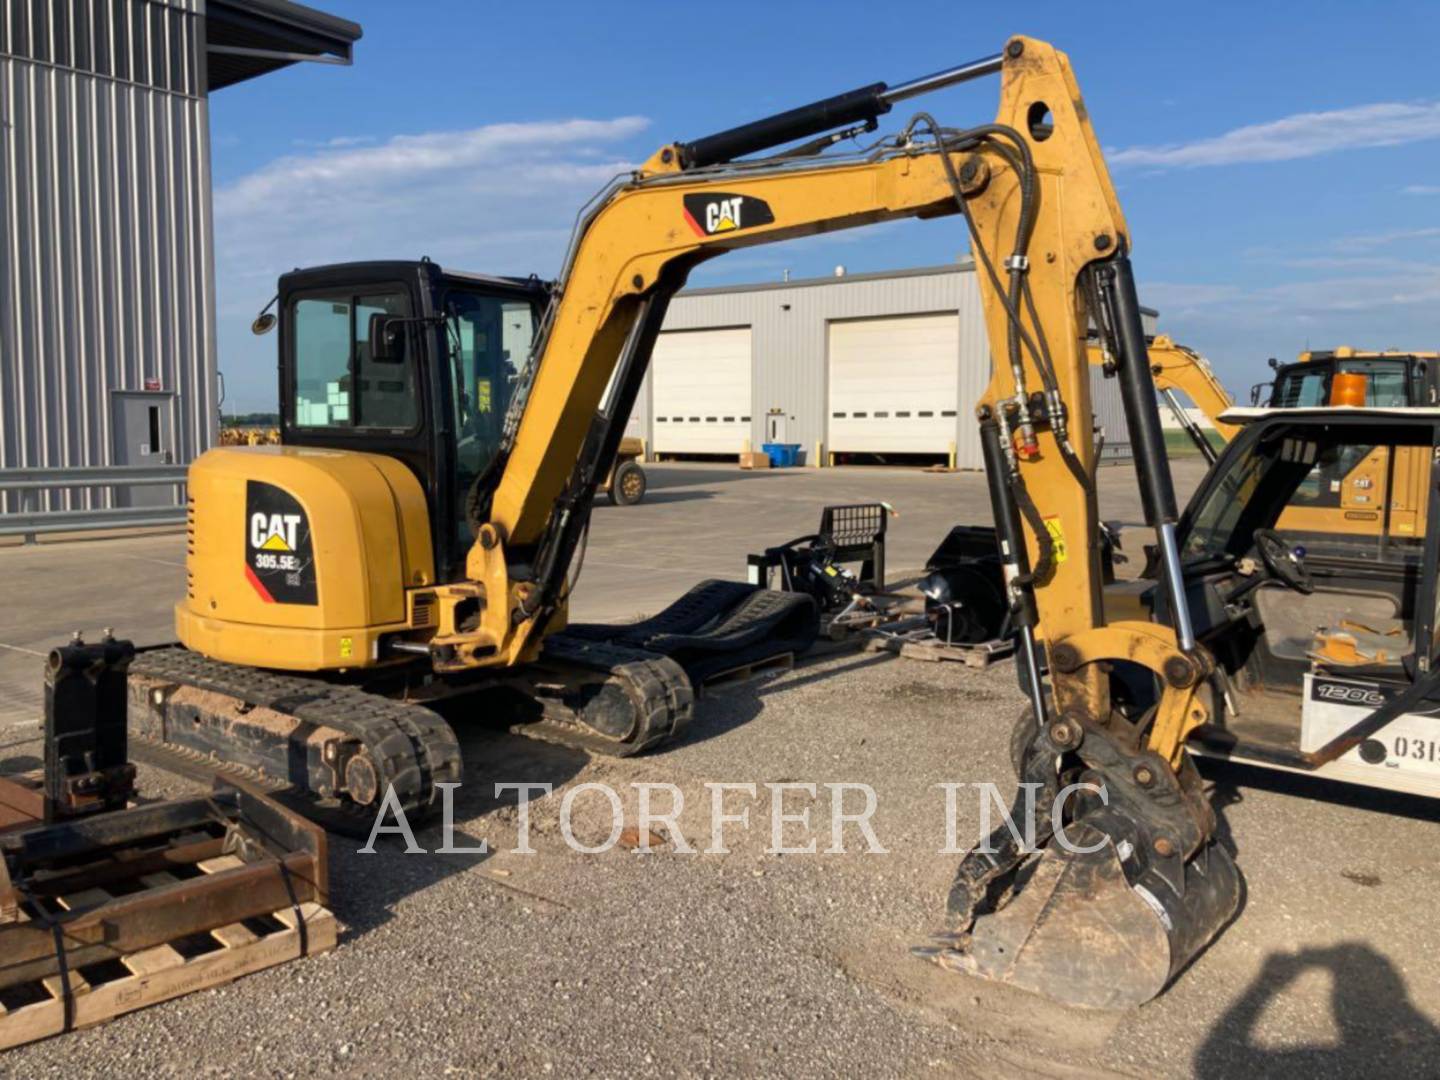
1183,423,1433,565
1271,358,1417,408
443,289,538,557
1344,360,1411,407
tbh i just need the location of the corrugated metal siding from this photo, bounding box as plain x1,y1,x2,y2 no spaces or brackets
0,0,215,512
653,266,1145,469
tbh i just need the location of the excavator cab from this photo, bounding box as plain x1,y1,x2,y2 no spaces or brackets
276,261,549,582
1256,349,1439,409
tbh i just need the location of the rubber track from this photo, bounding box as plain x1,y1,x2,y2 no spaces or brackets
558,580,819,684
130,648,462,818
526,637,693,757
128,733,381,839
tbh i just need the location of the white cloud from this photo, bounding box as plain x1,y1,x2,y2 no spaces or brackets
1331,225,1440,250
291,134,376,149
1109,101,1440,169
1148,270,1440,316
1143,269,1440,397
217,116,649,224
214,116,651,410
1403,184,1440,195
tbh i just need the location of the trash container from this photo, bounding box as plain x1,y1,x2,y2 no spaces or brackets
761,442,801,467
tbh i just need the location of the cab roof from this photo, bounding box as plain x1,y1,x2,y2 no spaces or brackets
1220,406,1440,424
278,260,549,294
1295,348,1437,362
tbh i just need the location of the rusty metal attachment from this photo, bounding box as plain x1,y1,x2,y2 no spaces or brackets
43,635,137,822
0,776,332,1048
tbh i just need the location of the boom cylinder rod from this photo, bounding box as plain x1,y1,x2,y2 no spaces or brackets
878,53,1005,105
1160,387,1218,466
1099,256,1198,652
679,51,1004,169
980,417,1048,726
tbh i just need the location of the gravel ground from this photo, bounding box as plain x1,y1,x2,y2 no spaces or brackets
3,458,1437,1076
3,647,1438,1078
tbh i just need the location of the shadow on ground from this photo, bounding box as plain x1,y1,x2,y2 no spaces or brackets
327,724,591,937
1193,943,1440,1075
1199,758,1440,825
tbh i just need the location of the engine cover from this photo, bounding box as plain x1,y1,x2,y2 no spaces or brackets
176,446,434,670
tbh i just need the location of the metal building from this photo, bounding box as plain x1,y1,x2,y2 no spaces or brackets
0,0,359,515
631,262,1153,469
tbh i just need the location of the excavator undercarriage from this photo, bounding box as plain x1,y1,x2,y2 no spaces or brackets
132,580,815,829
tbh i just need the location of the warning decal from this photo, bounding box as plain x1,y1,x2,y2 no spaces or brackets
245,481,317,605
1043,517,1068,564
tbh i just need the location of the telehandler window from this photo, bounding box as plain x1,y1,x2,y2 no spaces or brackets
290,290,418,430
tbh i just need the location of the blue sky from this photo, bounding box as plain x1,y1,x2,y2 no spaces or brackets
210,2,1440,412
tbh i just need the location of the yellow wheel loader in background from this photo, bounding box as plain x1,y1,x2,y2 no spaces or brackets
1105,338,1437,545
125,35,1440,1009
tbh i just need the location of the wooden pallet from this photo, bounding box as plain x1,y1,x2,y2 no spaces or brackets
0,772,43,835
0,855,335,1051
862,630,1015,668
699,651,795,694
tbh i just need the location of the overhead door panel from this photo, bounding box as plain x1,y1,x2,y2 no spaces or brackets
652,327,752,454
828,313,959,453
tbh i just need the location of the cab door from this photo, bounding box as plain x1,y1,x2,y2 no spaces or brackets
280,279,439,553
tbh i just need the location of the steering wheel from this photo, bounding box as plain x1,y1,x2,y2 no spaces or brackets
1253,528,1313,595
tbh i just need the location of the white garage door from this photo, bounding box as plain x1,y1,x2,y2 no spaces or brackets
652,327,752,455
828,313,960,453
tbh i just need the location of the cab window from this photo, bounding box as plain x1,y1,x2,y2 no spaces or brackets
442,289,538,554
1271,368,1327,407
290,290,418,430
1337,359,1410,407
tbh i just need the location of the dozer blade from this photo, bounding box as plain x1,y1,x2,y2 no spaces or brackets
924,831,1240,1010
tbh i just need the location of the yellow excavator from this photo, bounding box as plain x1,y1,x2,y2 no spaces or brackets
127,36,1363,1007
1114,339,1437,543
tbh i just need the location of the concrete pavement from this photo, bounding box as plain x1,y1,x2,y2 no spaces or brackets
0,460,1207,728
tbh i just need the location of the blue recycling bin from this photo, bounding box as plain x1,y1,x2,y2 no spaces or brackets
761,442,801,467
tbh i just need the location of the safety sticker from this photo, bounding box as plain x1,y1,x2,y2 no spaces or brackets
1043,517,1068,564
245,481,317,604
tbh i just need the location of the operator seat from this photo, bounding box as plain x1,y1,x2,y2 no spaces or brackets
1253,585,1408,663
1309,618,1413,668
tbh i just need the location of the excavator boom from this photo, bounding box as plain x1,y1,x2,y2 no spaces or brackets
442,36,1237,1007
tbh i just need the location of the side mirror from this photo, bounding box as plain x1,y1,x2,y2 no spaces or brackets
368,314,406,363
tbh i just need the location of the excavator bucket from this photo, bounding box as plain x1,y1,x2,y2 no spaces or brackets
925,828,1240,1009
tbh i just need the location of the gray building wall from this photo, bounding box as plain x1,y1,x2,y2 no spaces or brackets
0,0,216,512
648,263,1149,469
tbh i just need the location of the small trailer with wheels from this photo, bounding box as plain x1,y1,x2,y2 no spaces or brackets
602,436,648,506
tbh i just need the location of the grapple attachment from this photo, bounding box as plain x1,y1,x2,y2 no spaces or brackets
929,825,1239,1009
